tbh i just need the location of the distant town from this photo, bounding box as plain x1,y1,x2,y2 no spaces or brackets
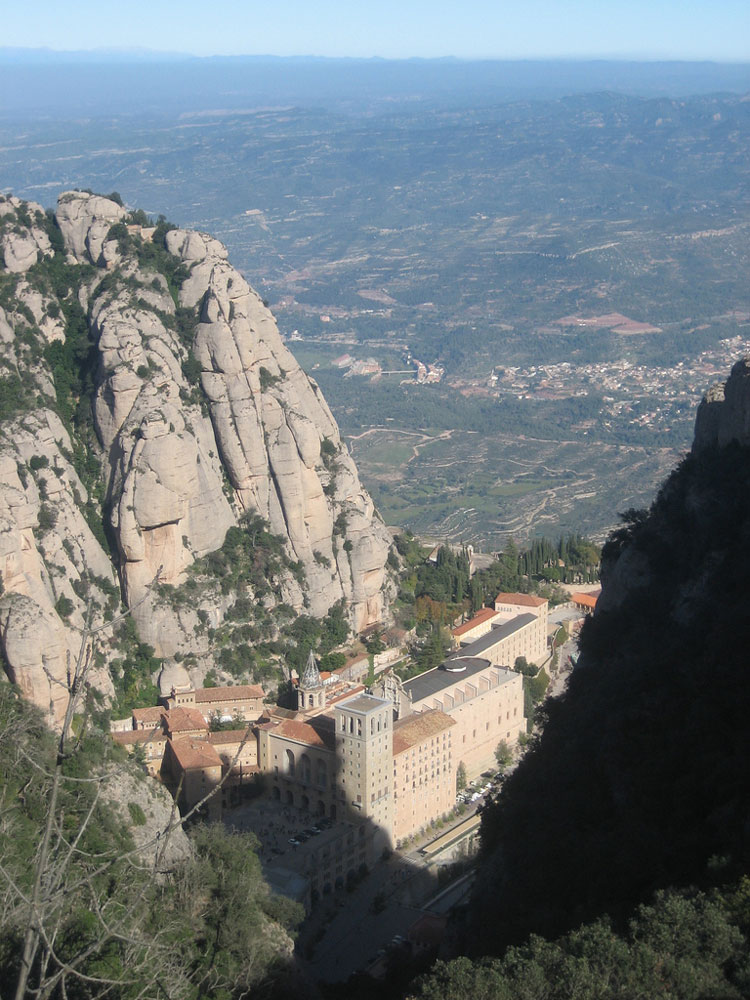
482,332,750,436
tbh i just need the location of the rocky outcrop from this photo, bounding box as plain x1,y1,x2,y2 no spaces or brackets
0,195,53,273
693,356,750,451
0,410,118,726
89,267,235,653
0,192,393,722
168,228,392,628
598,358,750,617
102,764,191,871
56,190,126,266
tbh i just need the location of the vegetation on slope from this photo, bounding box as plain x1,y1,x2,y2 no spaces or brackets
388,531,598,685
0,682,302,999
412,884,750,1000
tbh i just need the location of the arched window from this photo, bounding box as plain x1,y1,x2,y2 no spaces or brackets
284,748,295,776
300,753,312,784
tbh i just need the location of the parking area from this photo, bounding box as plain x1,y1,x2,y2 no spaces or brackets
224,797,338,867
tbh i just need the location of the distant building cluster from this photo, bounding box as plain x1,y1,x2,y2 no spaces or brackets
112,593,547,881
487,333,750,436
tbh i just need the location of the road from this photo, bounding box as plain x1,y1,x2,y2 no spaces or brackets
295,807,483,983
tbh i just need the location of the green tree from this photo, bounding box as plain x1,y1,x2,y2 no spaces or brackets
514,655,537,677
494,740,513,772
470,576,484,614
456,761,467,794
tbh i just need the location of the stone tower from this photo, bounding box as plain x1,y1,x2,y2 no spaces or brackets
334,693,393,850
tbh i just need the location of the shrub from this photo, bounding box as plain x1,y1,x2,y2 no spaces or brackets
127,802,147,826
37,504,57,532
259,366,281,390
55,595,74,619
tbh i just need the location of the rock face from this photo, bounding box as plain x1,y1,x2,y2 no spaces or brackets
0,195,53,272
101,764,191,871
598,358,750,617
56,191,126,266
0,404,118,729
693,356,750,451
166,228,391,628
0,192,393,724
89,267,236,654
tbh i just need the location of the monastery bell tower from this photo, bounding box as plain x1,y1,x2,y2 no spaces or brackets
297,650,325,711
334,693,393,847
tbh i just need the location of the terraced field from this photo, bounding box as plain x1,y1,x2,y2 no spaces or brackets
348,426,680,547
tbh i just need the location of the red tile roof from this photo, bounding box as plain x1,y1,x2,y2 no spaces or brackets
269,717,336,751
494,592,547,608
169,738,223,771
112,728,166,746
194,684,264,703
132,706,165,725
207,729,255,745
451,607,499,637
393,710,456,755
163,707,209,733
571,592,598,609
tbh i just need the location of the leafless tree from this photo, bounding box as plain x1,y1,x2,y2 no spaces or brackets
2,589,263,1000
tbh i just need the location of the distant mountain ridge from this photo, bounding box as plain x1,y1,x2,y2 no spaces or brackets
2,54,750,117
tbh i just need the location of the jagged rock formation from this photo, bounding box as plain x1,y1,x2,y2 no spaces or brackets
56,190,126,266
693,355,750,451
166,226,390,626
0,196,52,272
599,356,750,614
0,191,393,725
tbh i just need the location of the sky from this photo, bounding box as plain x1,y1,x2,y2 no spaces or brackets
4,0,750,61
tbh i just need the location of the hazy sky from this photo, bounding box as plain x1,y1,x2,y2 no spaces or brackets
5,0,750,61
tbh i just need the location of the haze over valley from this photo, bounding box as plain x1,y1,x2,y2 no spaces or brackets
3,56,750,545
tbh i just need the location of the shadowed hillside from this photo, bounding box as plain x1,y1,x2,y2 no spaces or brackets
470,436,750,948
403,362,750,997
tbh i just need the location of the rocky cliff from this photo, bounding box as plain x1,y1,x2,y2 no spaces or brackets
0,192,393,725
692,355,750,451
597,355,750,613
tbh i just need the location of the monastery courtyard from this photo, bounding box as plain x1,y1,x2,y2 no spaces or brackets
224,794,481,982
